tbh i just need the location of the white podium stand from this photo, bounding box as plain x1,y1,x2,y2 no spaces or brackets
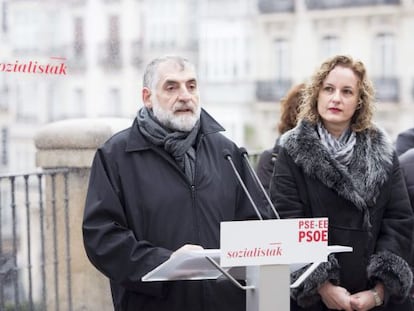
142,218,352,311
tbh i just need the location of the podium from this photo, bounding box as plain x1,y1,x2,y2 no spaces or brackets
142,218,352,311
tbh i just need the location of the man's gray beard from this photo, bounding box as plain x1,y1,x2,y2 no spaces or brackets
152,101,201,132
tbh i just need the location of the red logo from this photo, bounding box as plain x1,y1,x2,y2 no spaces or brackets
226,243,283,259
0,57,67,75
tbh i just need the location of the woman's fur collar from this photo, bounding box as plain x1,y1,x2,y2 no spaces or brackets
279,120,394,210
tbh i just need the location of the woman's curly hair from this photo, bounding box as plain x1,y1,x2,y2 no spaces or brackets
298,55,376,132
278,83,305,134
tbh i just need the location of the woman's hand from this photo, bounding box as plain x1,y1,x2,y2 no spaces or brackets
318,281,353,311
350,283,384,311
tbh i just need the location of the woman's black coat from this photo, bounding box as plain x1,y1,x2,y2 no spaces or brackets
396,128,414,156
83,110,268,311
256,138,281,194
270,121,414,311
400,148,414,277
400,148,414,209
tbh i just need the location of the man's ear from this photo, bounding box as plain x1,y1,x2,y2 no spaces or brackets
142,87,152,108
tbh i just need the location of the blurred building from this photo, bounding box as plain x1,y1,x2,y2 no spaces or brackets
197,0,257,147
2,0,144,173
255,0,414,148
0,0,11,174
0,0,414,172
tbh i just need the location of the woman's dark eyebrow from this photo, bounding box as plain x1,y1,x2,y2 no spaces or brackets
323,83,354,89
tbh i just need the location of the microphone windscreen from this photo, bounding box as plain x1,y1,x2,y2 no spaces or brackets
222,149,232,159
239,147,249,156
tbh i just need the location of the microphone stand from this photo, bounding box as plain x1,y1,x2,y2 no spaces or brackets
239,147,280,219
222,149,263,220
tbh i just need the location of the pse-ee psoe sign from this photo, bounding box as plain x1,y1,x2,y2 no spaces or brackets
220,218,328,267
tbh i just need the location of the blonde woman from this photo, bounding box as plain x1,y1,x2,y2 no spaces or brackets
270,55,413,311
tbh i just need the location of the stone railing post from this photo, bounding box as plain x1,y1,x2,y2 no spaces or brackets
34,118,131,311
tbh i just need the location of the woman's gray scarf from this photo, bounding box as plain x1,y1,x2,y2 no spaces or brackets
317,122,356,167
137,107,200,182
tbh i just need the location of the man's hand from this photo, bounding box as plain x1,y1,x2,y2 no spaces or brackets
171,244,204,257
318,281,353,311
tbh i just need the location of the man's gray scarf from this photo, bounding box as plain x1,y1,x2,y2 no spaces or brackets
137,107,200,182
317,122,356,167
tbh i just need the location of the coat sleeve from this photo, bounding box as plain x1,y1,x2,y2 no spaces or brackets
255,149,274,194
269,147,306,218
368,154,414,303
82,149,172,297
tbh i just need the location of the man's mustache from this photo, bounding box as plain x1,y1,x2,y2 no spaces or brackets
173,101,195,112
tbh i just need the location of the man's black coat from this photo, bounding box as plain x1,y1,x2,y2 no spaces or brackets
83,110,268,311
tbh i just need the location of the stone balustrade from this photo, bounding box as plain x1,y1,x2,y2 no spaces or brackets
34,118,132,311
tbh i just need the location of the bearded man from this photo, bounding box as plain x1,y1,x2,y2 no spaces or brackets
82,55,268,311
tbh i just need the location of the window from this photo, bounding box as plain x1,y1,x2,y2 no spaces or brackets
15,82,38,122
145,1,177,49
108,15,120,58
201,20,250,82
2,1,7,33
373,33,398,102
102,88,121,117
274,39,290,80
321,35,340,60
1,127,8,166
74,17,85,58
374,33,395,77
0,76,8,111
72,88,85,117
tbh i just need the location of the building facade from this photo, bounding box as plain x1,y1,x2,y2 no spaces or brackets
254,0,414,148
0,0,414,172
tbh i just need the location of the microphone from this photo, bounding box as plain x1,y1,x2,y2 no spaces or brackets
222,149,263,220
239,147,280,219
